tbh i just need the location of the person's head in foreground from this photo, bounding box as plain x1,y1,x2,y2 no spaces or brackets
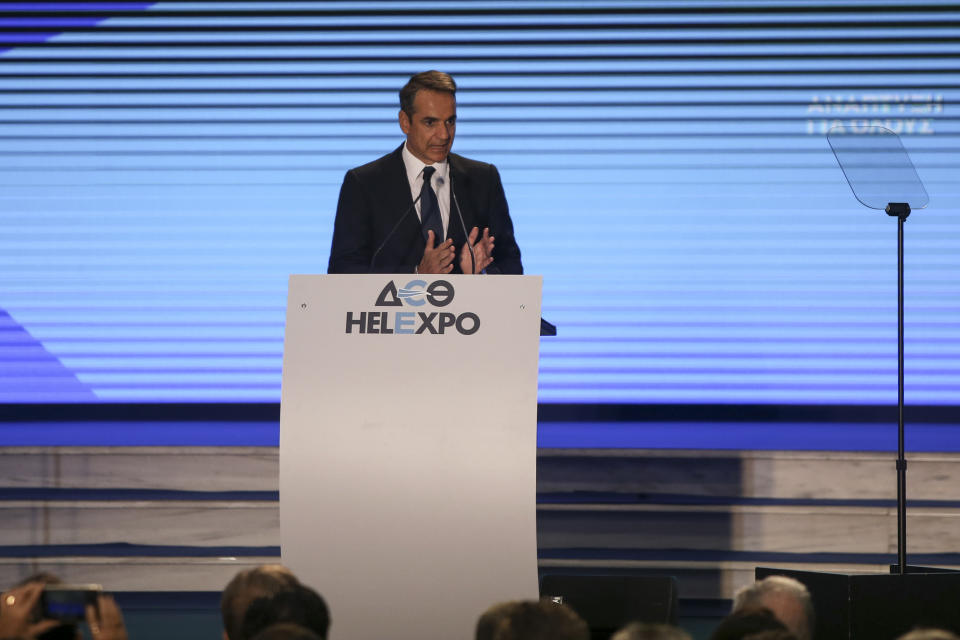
711,607,797,640
612,622,693,640
220,565,301,640
240,583,330,640
249,622,322,640
476,599,589,640
732,576,814,640
897,629,960,640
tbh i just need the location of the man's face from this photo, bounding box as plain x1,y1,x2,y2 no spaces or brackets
399,89,456,164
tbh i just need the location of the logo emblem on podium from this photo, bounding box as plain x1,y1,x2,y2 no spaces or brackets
345,279,479,336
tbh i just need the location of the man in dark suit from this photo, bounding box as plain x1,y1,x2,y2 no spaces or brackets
327,70,523,275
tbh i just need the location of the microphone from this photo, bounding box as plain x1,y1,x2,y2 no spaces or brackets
369,192,422,272
447,167,477,275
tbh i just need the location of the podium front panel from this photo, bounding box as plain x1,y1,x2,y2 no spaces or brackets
280,274,542,640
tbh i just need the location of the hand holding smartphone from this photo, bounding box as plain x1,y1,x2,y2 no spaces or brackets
41,584,102,623
85,594,129,640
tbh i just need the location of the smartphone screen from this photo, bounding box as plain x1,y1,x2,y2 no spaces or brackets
41,584,102,622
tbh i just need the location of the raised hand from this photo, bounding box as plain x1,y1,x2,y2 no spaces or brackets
0,582,60,639
86,594,128,640
460,226,495,274
418,230,456,274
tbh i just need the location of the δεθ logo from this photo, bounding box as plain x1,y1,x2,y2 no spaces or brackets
375,279,453,307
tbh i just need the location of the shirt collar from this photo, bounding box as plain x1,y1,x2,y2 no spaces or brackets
402,142,449,186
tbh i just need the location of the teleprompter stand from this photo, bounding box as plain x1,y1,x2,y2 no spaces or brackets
756,127,960,640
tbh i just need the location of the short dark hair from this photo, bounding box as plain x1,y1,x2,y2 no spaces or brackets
221,565,301,640
399,70,457,116
477,601,521,640
477,599,589,640
250,622,322,640
240,584,331,640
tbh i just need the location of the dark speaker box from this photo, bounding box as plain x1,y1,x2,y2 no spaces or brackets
540,574,679,640
756,567,960,640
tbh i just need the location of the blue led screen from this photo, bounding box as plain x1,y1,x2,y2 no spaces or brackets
2,1,959,404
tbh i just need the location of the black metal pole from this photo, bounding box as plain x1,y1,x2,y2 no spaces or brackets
887,202,910,576
897,213,907,575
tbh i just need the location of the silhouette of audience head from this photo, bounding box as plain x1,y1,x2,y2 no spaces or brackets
476,599,589,640
240,584,330,640
711,607,796,640
732,576,813,640
249,622,321,640
612,622,692,640
897,630,960,640
220,565,301,640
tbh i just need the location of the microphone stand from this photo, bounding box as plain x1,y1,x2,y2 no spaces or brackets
370,193,422,272
448,170,476,275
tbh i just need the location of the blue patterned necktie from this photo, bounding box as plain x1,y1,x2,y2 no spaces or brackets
419,166,443,243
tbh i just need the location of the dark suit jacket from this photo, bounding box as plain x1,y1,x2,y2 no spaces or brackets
327,144,523,274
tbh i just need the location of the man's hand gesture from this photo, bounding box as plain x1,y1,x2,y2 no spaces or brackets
418,230,456,274
460,226,495,274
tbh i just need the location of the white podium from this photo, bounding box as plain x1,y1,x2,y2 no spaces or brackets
280,274,543,640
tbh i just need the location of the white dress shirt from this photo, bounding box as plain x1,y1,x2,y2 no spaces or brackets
401,142,451,240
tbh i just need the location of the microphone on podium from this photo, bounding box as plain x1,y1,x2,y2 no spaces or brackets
445,168,477,275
